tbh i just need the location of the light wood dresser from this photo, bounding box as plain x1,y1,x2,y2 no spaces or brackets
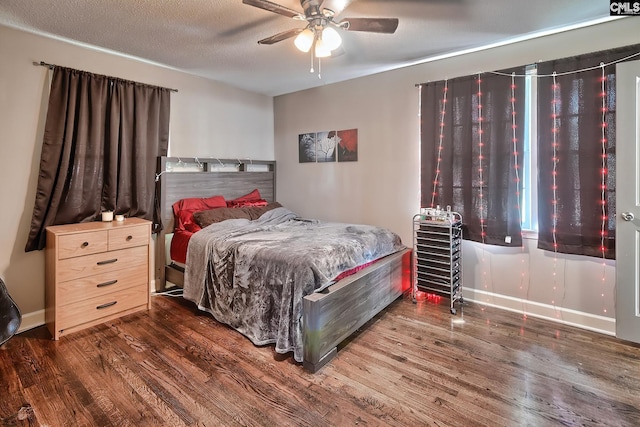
45,217,152,340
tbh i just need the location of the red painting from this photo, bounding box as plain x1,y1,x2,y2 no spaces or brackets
337,129,358,162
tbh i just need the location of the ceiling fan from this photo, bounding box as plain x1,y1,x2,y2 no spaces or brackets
242,0,399,59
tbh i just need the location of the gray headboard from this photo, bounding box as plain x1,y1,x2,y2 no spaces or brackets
155,156,276,289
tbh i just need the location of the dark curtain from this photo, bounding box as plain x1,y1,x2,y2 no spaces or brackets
536,45,639,259
420,68,525,246
25,67,170,251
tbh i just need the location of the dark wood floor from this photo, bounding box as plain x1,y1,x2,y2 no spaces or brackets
1,291,639,427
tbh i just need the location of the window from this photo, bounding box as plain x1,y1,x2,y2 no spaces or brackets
521,65,538,232
420,44,639,258
420,69,525,248
25,66,170,251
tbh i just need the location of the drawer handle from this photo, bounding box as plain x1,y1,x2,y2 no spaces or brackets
126,235,133,241
96,279,118,288
81,242,89,248
97,258,118,266
96,301,117,310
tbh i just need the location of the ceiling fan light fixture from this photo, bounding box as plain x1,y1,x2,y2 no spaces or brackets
322,26,342,51
294,28,314,52
244,0,400,70
315,38,332,58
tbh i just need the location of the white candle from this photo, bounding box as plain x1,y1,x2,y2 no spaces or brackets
102,211,113,222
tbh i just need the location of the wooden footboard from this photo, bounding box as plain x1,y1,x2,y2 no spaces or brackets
165,249,411,372
302,248,411,373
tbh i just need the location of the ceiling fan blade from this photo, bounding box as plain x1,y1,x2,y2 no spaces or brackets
340,17,399,33
242,0,302,19
257,28,304,45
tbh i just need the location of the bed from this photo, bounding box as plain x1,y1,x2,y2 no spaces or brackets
155,156,411,372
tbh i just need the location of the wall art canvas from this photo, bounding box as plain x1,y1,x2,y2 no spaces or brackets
337,128,358,162
299,128,358,163
298,132,316,163
316,131,337,163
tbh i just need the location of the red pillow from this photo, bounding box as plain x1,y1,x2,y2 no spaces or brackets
174,195,226,214
180,213,203,233
227,199,268,208
226,189,262,207
173,195,226,231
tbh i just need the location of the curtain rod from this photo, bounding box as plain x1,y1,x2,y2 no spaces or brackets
35,61,179,93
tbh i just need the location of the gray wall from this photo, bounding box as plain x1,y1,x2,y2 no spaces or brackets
0,25,274,329
274,18,640,333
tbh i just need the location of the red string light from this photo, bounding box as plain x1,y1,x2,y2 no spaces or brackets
551,73,559,251
477,73,490,300
551,72,560,315
414,290,443,303
600,63,607,260
430,80,448,208
600,62,608,314
477,74,486,246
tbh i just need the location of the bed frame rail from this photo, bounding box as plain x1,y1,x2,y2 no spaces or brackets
302,248,412,372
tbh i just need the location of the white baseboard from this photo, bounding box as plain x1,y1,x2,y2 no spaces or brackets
464,288,616,336
17,287,615,336
17,309,45,333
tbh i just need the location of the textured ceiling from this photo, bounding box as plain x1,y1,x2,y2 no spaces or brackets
0,0,615,96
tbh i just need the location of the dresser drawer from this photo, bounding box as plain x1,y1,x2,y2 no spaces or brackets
108,225,150,251
45,217,151,340
56,245,148,282
57,264,148,306
58,230,108,260
56,286,149,333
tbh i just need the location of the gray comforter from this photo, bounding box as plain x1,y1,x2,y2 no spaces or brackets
183,207,405,362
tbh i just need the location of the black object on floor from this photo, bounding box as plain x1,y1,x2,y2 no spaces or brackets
0,277,21,346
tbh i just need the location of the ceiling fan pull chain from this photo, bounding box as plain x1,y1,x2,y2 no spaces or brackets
318,57,322,79
310,49,314,73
